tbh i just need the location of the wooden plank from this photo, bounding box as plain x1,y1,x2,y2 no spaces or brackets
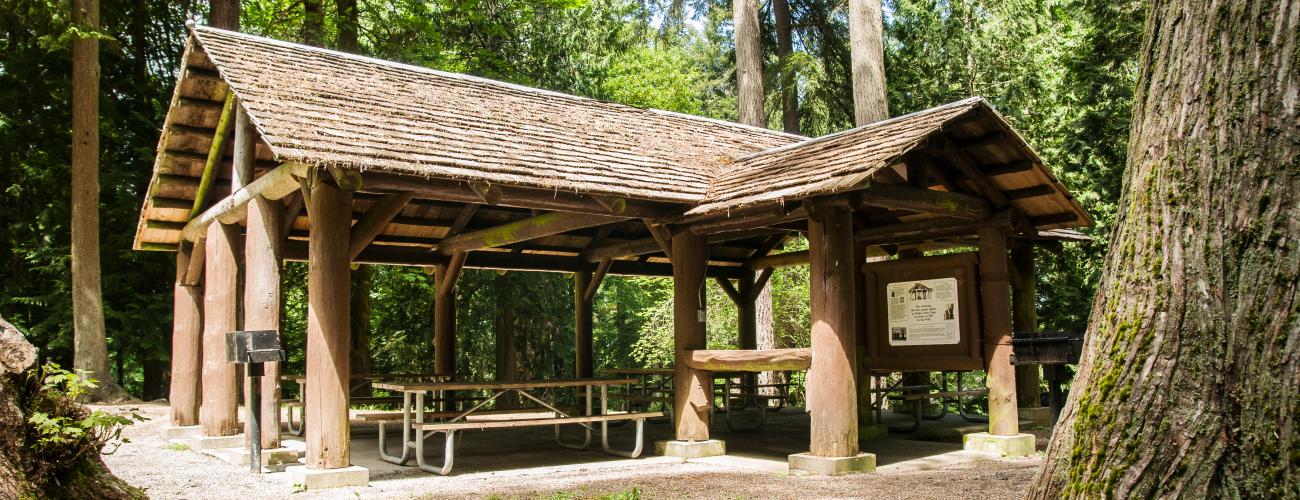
807,203,859,457
432,211,625,255
978,226,1018,435
684,348,811,371
349,192,414,260
373,377,639,392
981,160,1034,177
1004,184,1057,201
855,182,991,220
181,162,310,242
169,244,203,427
672,231,711,441
305,181,353,469
748,250,809,269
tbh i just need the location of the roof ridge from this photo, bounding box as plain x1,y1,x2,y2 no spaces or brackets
190,25,800,142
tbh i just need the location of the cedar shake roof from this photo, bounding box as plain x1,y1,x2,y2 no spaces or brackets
134,25,1092,252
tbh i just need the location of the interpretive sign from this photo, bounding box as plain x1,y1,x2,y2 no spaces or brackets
886,277,960,346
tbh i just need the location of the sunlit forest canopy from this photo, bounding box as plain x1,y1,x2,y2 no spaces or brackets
0,0,1142,398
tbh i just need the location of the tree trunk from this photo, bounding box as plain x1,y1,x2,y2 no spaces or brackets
847,0,888,125
71,0,124,402
208,0,239,30
336,0,358,52
349,265,373,397
732,0,763,127
302,0,324,47
774,0,798,134
1028,0,1298,496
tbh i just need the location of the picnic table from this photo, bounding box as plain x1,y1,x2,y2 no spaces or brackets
867,370,989,432
280,373,450,436
372,378,659,475
711,371,795,432
600,368,674,417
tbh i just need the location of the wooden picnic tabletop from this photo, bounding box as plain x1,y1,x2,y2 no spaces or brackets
280,373,445,382
373,377,639,392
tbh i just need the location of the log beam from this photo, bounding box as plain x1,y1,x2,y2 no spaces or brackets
181,161,310,242
432,211,624,255
188,94,235,219
855,182,991,220
305,181,353,469
363,172,677,219
683,348,811,372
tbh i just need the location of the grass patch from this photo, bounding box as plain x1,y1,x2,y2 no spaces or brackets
164,442,189,451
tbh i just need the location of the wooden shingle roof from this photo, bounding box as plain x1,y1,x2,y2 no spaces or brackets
192,26,800,203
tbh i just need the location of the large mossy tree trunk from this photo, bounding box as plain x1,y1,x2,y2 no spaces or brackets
1028,0,1298,497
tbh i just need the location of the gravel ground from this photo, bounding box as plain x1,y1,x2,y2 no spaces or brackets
101,403,1043,499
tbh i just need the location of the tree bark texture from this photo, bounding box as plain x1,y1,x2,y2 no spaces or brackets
774,0,798,134
336,0,358,52
732,0,763,127
302,0,324,48
208,0,239,30
847,0,888,125
169,245,202,425
71,0,123,402
1029,0,1298,496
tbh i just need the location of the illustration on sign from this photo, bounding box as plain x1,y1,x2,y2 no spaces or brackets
886,277,960,346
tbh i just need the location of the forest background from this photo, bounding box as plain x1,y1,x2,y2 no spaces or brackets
0,0,1141,401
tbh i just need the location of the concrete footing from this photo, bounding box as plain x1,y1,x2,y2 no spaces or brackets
161,425,203,441
284,465,369,490
1018,406,1052,426
185,434,245,450
655,439,725,459
207,447,303,471
963,432,1036,457
859,423,890,441
788,452,876,476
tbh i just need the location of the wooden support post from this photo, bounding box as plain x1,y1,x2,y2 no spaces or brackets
244,199,283,448
737,271,757,351
978,226,1018,435
672,231,711,441
169,243,203,426
854,234,873,430
1011,242,1041,408
433,263,457,376
237,106,284,449
807,202,859,457
200,221,239,437
305,181,353,469
575,270,594,379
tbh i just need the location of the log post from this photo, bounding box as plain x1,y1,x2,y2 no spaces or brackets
305,180,353,469
672,231,711,441
200,221,240,437
737,271,759,401
575,270,594,379
978,226,1018,435
237,106,283,449
807,202,859,457
433,263,457,377
169,243,202,426
1011,242,1041,408
853,235,874,432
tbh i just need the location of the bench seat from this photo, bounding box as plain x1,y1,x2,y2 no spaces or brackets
357,407,577,422
414,411,662,432
899,389,988,400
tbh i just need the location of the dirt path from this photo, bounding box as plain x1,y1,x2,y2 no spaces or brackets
101,403,1042,499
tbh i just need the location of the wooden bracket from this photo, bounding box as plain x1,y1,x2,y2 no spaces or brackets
182,237,207,286
468,181,502,205
714,276,742,305
583,259,613,302
327,165,364,192
280,192,305,242
349,192,414,260
592,195,627,215
437,251,468,298
748,267,774,301
446,203,480,238
642,219,673,260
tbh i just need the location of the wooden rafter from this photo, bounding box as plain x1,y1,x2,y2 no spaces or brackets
349,192,414,260
855,182,991,220
432,211,625,255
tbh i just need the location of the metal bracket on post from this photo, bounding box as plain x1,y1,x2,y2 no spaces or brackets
226,330,285,473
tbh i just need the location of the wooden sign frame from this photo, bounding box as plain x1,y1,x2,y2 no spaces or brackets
862,252,983,371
